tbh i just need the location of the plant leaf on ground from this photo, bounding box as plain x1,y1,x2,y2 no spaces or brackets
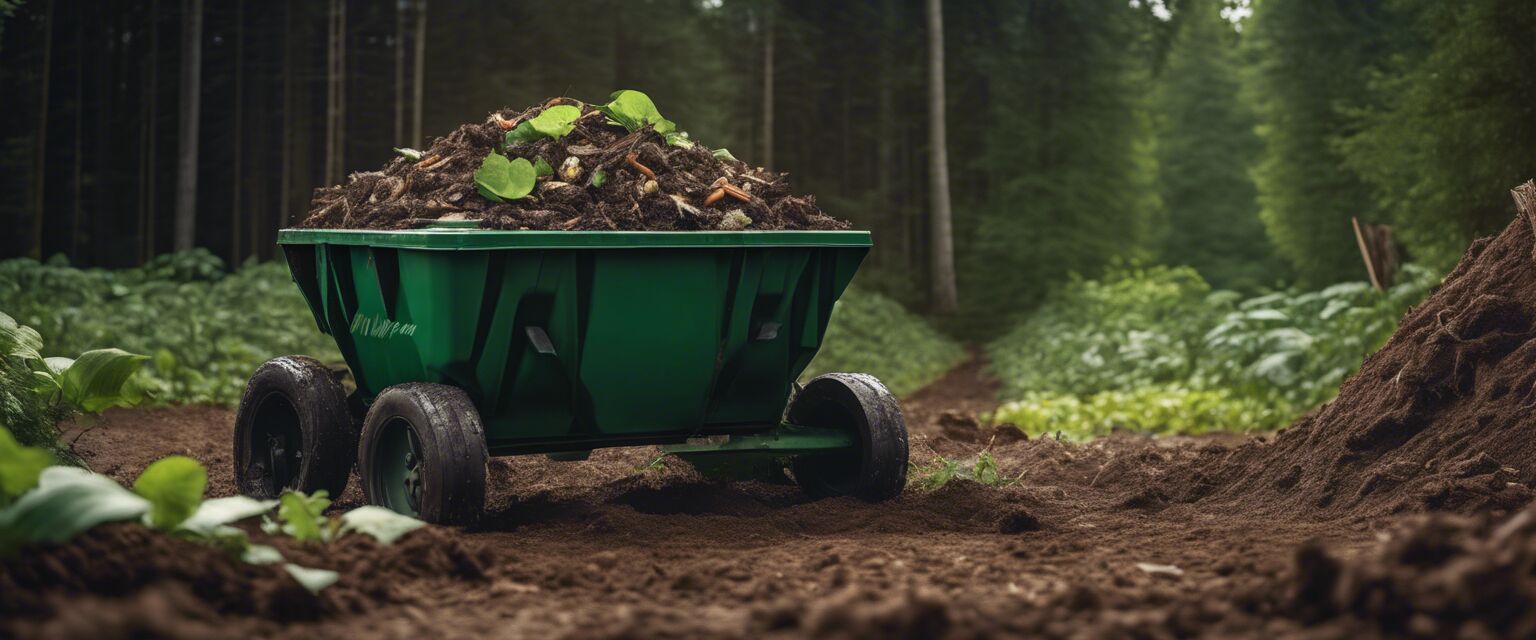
910,451,1019,491
132,455,208,530
0,466,149,552
598,89,693,148
278,489,334,543
474,154,538,202
339,505,426,544
0,426,53,504
284,563,341,594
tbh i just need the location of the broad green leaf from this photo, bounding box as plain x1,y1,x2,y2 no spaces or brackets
284,563,340,593
0,312,43,361
505,120,542,145
712,148,739,163
0,426,54,502
473,153,537,202
598,90,693,148
278,489,331,543
534,157,553,178
528,105,581,139
181,496,278,535
132,456,208,530
0,466,150,552
339,506,426,545
42,357,73,376
59,348,149,412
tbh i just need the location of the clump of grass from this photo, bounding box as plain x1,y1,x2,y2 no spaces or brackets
908,450,1022,491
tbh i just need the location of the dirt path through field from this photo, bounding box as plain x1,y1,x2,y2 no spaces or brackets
12,359,1412,638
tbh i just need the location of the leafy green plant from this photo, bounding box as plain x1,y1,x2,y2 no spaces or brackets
474,153,538,202
132,455,208,530
987,263,1440,438
909,451,1019,491
275,489,337,543
598,90,693,148
506,104,582,145
1,311,146,414
0,425,52,505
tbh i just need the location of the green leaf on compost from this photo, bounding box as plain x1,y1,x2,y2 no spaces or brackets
57,348,149,412
598,90,693,148
589,169,607,188
132,455,208,530
534,157,553,178
529,105,581,139
339,505,426,544
712,148,739,163
242,544,284,565
0,426,53,503
278,489,331,543
474,153,537,202
393,147,424,161
181,496,278,536
0,466,150,553
284,563,340,593
505,120,542,146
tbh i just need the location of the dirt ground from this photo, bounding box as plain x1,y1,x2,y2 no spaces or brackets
5,359,1474,640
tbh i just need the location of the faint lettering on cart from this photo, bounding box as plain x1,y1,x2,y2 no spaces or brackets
350,314,418,339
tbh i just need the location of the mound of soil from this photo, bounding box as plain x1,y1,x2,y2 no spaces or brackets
298,97,849,232
1201,182,1536,519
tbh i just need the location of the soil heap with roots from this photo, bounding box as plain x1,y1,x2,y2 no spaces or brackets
1198,181,1536,519
298,97,849,232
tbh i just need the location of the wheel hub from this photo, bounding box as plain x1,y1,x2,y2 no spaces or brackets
403,448,422,512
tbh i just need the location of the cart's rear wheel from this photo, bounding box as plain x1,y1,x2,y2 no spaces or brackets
788,373,908,501
233,356,356,499
359,383,487,525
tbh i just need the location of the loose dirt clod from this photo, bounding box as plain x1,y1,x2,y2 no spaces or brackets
297,98,850,232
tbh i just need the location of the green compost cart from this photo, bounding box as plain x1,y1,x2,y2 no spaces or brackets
232,224,909,524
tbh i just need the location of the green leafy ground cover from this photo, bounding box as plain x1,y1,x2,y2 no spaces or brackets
988,263,1439,439
0,254,960,407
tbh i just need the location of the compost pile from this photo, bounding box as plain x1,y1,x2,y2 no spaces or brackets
298,94,850,232
1200,181,1536,519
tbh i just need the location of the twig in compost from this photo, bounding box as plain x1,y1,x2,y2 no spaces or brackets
721,184,753,203
491,113,516,131
416,154,445,169
625,152,657,181
703,188,727,206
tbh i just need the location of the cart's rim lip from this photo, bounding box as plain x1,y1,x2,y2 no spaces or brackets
276,227,873,249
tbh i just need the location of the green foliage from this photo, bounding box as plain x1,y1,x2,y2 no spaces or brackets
35,348,149,413
339,506,427,545
988,263,1439,438
0,252,340,406
393,147,424,161
589,169,607,188
1242,0,1380,286
711,148,738,163
474,153,538,202
284,564,341,594
132,455,208,531
276,489,335,543
802,286,966,397
0,425,52,505
598,89,693,148
1336,0,1536,273
533,156,554,178
1154,0,1281,290
0,466,149,552
506,105,583,145
910,451,1019,491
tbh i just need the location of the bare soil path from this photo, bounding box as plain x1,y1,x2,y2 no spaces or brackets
12,361,1396,638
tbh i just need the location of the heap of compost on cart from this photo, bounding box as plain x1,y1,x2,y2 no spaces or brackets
299,90,849,232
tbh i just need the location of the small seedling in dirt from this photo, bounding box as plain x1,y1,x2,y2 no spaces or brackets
475,153,537,202
534,157,554,178
712,148,739,163
598,90,693,148
276,489,339,543
133,455,207,530
589,168,608,188
909,451,1023,491
634,453,668,474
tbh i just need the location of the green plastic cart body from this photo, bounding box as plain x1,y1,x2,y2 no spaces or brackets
277,227,869,457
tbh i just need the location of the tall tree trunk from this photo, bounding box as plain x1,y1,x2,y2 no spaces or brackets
325,0,347,185
231,0,244,263
411,0,426,145
71,8,83,262
173,0,204,251
760,1,774,170
394,0,405,146
925,0,957,312
144,0,159,260
32,0,54,259
279,0,293,225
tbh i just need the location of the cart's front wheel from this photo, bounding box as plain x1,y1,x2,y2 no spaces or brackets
233,356,356,500
359,383,488,525
788,373,908,501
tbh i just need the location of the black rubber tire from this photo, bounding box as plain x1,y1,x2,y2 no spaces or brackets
788,373,909,501
233,356,357,500
358,383,488,525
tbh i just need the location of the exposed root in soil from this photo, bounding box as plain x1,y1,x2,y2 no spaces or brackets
298,98,849,232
